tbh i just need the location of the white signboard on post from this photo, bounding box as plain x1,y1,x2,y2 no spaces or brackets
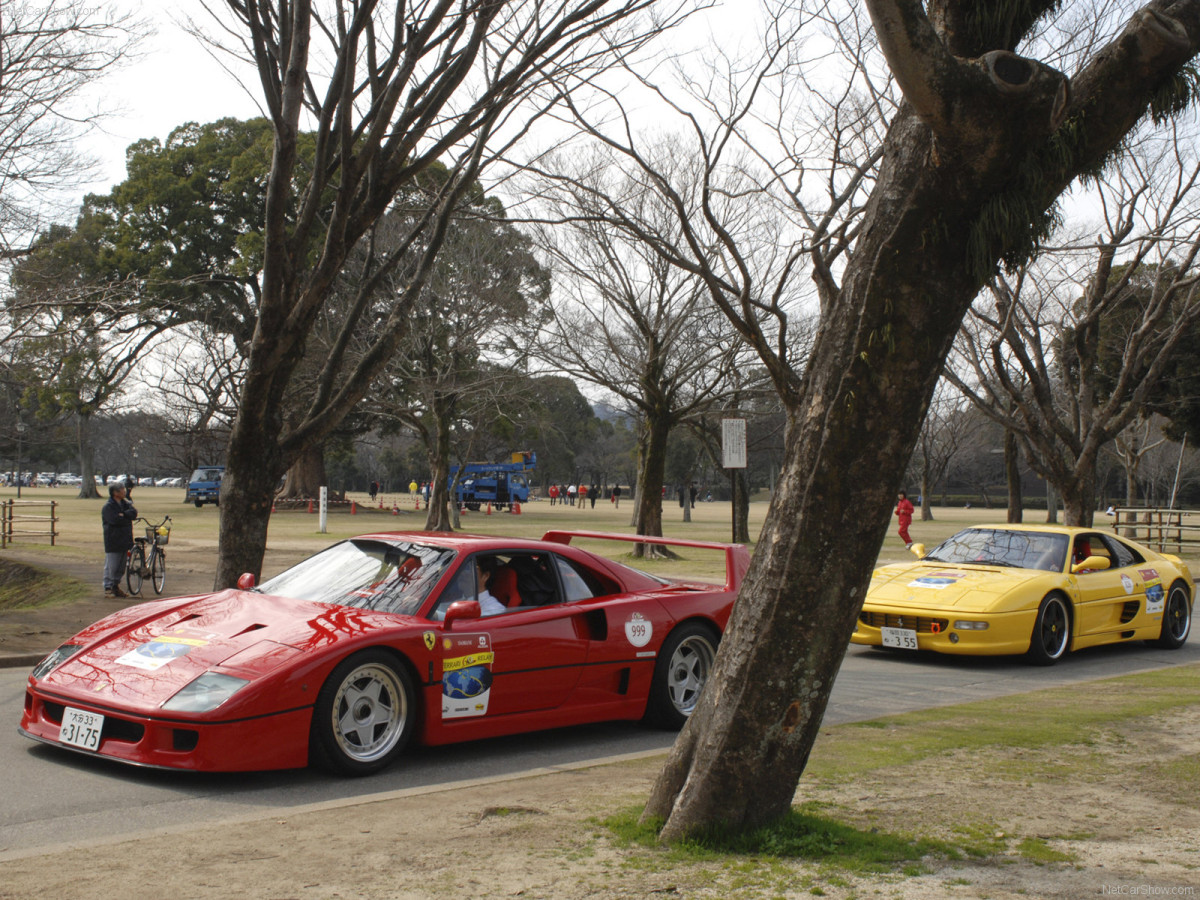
722,418,747,469
319,485,328,534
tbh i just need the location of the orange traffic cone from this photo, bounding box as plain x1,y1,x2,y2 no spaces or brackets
392,502,399,516
307,499,313,514
486,502,492,515
351,501,357,515
512,501,521,515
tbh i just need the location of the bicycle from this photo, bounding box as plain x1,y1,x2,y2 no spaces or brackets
127,516,171,596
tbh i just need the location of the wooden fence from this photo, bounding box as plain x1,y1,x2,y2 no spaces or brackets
1111,508,1200,555
0,499,59,550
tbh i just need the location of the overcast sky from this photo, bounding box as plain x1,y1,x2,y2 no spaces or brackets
75,4,262,204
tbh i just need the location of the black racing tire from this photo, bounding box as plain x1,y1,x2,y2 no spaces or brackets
151,550,166,595
126,545,145,596
643,622,719,730
311,649,416,776
1153,581,1192,650
1026,593,1070,666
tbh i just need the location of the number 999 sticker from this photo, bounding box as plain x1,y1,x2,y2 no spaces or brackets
625,613,653,648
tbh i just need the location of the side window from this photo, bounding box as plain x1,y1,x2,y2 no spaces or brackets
429,560,477,621
553,555,620,602
1098,534,1141,568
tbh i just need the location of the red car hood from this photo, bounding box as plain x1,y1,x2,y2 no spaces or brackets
36,590,417,713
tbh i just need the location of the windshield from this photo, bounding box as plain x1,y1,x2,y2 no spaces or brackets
190,468,223,482
922,528,1068,572
258,539,455,615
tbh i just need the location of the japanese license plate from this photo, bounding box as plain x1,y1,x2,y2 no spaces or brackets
60,707,104,751
880,626,919,650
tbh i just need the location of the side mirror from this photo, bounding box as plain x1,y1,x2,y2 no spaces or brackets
1071,555,1110,575
237,572,256,590
444,599,482,629
909,543,926,558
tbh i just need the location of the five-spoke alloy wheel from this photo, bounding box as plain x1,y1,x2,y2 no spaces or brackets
312,650,416,776
1027,593,1070,666
644,622,718,729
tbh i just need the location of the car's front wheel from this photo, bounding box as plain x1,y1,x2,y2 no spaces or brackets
1026,593,1070,666
1153,582,1192,650
643,622,719,729
311,650,416,776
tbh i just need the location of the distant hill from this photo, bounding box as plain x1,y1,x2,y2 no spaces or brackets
592,401,632,424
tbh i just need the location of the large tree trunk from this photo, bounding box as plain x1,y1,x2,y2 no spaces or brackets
424,397,456,532
732,468,751,544
1005,428,1023,523
75,412,100,500
214,403,287,587
278,443,327,499
633,416,670,556
1059,466,1097,527
645,109,979,836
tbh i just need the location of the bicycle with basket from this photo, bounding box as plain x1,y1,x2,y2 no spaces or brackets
127,515,171,596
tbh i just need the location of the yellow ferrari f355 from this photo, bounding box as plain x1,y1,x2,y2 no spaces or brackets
852,525,1193,665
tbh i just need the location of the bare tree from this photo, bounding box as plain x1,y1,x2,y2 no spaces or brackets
206,0,680,586
907,383,971,520
1113,412,1168,505
947,132,1200,526
0,0,141,259
535,0,1200,840
530,147,748,553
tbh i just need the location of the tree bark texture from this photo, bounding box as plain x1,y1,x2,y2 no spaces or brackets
423,399,455,532
75,413,100,500
1005,429,1023,523
645,0,1200,839
279,443,328,499
633,416,670,554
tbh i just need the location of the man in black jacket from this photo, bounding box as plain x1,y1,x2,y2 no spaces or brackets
102,483,137,598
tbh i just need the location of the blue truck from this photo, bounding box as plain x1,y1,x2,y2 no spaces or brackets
185,466,224,508
449,452,535,511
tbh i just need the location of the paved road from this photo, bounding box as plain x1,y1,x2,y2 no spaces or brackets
3,640,1197,860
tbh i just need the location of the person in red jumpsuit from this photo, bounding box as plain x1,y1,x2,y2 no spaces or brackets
895,491,915,548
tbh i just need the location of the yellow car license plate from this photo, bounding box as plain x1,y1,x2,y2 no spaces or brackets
880,626,918,650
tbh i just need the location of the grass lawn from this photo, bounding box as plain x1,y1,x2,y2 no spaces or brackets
3,484,1196,582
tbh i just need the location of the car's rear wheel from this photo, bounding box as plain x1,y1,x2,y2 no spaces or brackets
1153,582,1192,650
311,650,415,776
643,622,719,729
1026,593,1070,666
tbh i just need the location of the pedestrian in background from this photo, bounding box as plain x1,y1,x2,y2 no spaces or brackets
611,484,621,508
102,483,137,598
590,483,599,509
895,490,915,549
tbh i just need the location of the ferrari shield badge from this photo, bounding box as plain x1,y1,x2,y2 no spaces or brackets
423,631,436,651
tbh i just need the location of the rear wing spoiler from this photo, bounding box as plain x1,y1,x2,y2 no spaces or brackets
540,530,750,594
